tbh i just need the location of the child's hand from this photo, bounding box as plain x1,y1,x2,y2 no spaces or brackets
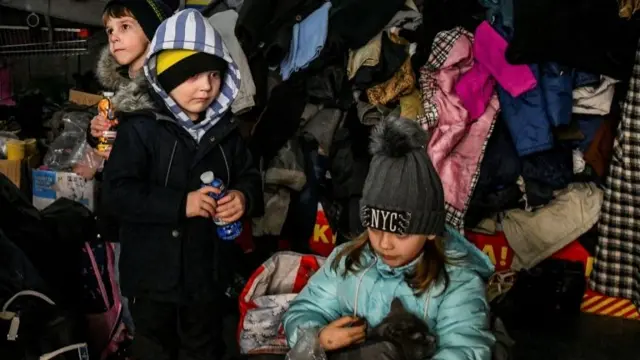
90,114,109,138
215,190,246,223
318,316,367,351
90,114,112,159
72,163,98,180
186,186,220,218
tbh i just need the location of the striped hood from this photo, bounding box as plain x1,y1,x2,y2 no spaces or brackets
143,9,241,142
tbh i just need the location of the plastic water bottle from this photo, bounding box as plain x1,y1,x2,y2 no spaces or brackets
200,171,243,241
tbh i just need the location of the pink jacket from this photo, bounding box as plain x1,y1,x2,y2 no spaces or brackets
419,24,537,229
456,21,537,120
419,28,499,229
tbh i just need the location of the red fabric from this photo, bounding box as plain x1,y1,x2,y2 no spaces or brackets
236,253,324,352
292,255,322,293
466,231,515,271
308,203,336,257
275,203,337,257
234,220,255,253
237,263,266,342
466,230,591,274
552,241,590,264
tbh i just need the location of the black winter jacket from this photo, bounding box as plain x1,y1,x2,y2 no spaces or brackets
87,47,159,244
101,108,262,303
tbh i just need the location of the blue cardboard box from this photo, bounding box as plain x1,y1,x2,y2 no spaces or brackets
32,169,96,211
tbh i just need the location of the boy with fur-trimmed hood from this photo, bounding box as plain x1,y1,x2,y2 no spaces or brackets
101,9,262,360
82,0,174,335
87,0,173,154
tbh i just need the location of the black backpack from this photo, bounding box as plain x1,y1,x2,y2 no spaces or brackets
491,259,586,326
0,290,87,360
0,229,86,360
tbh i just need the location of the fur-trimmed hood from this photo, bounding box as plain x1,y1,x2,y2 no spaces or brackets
95,46,158,113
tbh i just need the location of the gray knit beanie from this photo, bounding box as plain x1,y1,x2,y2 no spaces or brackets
360,115,446,236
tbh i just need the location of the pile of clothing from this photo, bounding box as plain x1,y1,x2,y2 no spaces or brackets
204,0,640,305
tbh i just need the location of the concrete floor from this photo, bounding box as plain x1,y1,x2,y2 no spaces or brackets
227,312,640,360
510,314,640,360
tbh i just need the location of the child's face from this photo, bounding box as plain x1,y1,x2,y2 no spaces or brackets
368,229,436,268
105,16,149,66
169,71,222,121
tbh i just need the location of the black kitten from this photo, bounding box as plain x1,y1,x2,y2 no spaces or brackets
369,298,437,360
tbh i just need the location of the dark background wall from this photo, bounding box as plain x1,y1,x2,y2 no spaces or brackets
1,5,106,95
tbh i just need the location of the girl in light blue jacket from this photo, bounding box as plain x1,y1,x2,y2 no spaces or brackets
282,116,496,360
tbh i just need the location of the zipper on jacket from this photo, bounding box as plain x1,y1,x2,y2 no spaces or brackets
218,144,231,185
165,141,178,187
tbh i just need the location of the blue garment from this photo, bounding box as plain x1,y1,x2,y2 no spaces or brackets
143,9,241,142
540,63,573,127
499,63,576,155
575,115,605,152
280,2,332,81
283,225,495,360
492,22,574,156
498,64,555,156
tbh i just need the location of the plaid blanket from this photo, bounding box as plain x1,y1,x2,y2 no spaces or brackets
589,39,640,308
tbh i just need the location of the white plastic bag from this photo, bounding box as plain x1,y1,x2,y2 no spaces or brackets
285,328,327,360
71,141,104,179
44,112,103,175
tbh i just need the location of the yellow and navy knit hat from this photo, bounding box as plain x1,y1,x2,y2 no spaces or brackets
104,0,174,41
156,49,228,92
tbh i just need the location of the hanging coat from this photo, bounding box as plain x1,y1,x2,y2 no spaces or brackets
589,38,640,308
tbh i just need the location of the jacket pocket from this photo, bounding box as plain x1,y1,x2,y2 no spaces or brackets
119,226,181,297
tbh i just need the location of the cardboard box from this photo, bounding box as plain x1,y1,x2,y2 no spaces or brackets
0,159,21,187
32,169,96,211
69,89,102,107
0,155,41,190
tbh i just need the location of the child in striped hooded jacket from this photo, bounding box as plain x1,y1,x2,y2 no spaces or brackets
100,8,262,360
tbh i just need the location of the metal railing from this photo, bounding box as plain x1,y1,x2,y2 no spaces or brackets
0,24,90,57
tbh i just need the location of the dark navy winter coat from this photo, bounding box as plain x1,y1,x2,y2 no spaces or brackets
102,110,262,303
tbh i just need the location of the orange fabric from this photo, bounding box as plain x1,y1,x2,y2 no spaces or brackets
366,58,416,106
583,112,621,177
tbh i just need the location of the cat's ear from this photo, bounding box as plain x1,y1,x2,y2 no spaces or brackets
390,297,406,313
